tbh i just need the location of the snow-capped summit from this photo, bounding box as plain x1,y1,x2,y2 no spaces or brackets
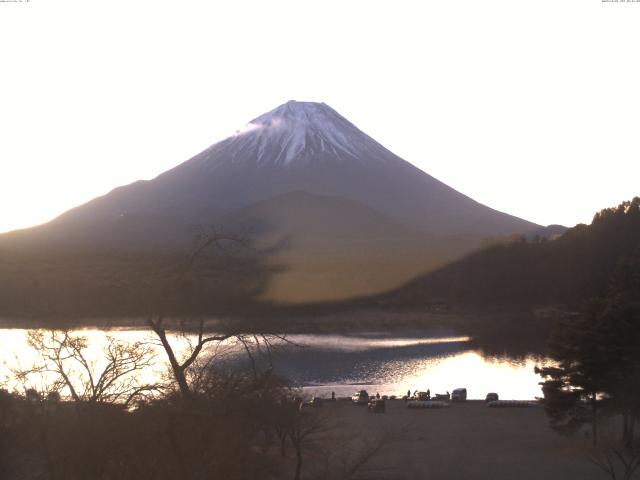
203,100,400,167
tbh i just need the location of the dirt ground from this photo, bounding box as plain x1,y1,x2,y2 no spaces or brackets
314,399,602,480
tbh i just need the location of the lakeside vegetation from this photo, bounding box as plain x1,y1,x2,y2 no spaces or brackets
1,325,396,480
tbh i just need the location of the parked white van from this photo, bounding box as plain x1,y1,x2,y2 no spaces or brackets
451,388,467,402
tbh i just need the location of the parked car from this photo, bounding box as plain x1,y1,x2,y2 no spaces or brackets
485,392,499,403
451,388,467,402
412,391,431,401
351,390,369,405
367,398,386,413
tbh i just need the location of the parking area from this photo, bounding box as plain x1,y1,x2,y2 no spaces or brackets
317,399,601,480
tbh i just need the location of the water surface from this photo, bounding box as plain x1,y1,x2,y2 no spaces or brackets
0,328,550,400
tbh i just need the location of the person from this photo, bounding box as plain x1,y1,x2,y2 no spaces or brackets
331,391,335,401
376,392,380,399
426,389,430,400
407,389,411,398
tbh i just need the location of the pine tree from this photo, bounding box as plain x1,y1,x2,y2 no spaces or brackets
537,247,640,446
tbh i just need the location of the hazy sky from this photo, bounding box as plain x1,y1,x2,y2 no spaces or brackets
1,0,639,233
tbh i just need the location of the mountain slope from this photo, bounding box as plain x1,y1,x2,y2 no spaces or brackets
0,100,544,305
0,101,538,253
222,191,478,302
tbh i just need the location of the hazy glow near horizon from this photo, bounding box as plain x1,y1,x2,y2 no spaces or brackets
1,0,638,234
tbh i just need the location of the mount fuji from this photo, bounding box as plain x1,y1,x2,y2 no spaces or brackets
0,101,542,303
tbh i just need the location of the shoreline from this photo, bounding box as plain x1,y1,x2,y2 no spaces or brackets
0,308,558,359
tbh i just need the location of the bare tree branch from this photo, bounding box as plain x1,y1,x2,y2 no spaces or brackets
18,330,159,406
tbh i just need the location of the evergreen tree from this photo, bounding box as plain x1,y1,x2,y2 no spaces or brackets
537,247,640,446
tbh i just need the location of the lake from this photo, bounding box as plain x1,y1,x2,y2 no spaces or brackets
0,327,551,401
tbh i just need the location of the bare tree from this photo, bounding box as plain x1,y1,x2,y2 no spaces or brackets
146,316,292,401
275,402,399,480
17,329,160,406
146,227,290,400
288,408,333,480
588,440,640,480
147,317,236,399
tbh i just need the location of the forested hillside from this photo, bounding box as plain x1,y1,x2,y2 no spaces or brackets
388,198,640,307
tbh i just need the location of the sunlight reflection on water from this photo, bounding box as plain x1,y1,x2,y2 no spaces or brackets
0,329,550,400
274,334,550,400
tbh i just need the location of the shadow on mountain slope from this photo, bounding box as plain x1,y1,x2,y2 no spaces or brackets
0,244,285,324
223,191,482,303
